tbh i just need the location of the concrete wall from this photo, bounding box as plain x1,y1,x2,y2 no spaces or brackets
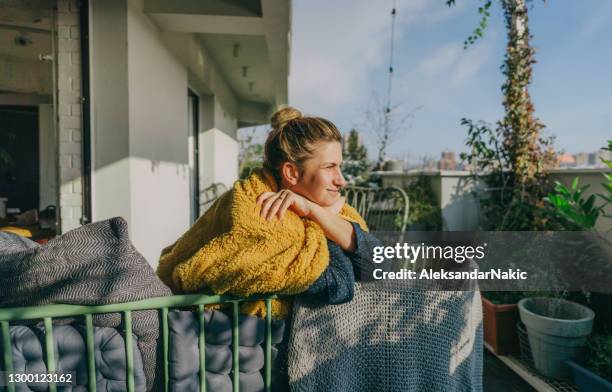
380,169,612,235
380,171,481,231
200,128,239,192
435,172,480,231
196,89,239,210
126,0,191,265
89,0,131,225
89,0,240,266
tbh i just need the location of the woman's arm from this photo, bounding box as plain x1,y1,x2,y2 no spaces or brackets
307,202,356,252
300,239,355,304
257,190,356,252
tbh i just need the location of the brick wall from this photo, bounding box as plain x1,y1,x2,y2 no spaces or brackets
57,0,83,232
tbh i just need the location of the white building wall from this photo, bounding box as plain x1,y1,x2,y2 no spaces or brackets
126,1,191,266
200,128,239,192
89,0,132,226
89,0,243,266
197,92,239,205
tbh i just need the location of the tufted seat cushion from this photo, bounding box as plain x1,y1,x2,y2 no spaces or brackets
3,324,146,391
1,311,287,392
167,309,286,392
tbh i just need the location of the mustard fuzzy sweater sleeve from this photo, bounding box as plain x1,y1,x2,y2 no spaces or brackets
157,169,339,318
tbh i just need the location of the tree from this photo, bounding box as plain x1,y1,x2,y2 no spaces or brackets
449,0,556,230
238,127,264,179
342,129,370,185
362,93,421,170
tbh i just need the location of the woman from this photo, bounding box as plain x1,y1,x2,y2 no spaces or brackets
156,106,380,391
157,105,378,317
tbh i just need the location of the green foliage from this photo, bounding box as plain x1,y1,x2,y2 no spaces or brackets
460,118,555,230
457,0,557,231
239,159,263,180
403,175,443,230
238,128,264,180
483,291,526,305
545,140,612,230
460,0,492,49
545,180,603,230
599,140,612,208
342,129,371,186
447,0,541,49
484,290,559,305
586,333,612,382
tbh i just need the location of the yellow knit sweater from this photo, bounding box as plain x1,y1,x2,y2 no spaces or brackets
156,168,367,318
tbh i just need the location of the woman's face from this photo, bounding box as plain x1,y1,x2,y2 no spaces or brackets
288,141,347,207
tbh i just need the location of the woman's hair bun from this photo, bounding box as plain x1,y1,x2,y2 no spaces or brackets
270,105,302,130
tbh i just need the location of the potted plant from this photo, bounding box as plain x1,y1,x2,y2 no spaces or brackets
521,140,612,380
518,297,595,380
567,333,612,391
480,292,523,354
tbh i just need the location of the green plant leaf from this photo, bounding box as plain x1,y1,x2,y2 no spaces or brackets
571,177,579,190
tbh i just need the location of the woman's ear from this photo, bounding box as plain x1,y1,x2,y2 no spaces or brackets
280,162,300,186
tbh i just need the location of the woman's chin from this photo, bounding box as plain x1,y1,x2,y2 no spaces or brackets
319,193,340,206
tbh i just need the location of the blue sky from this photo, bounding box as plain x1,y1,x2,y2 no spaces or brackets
288,0,612,164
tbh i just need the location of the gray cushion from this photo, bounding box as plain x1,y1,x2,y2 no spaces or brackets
2,324,146,391
168,309,286,392
0,218,172,391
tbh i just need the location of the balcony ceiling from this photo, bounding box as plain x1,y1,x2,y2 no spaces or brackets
145,0,290,114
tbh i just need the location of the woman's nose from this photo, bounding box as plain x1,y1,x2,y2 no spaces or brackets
335,170,347,188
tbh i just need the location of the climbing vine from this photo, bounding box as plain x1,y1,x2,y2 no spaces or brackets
450,0,556,230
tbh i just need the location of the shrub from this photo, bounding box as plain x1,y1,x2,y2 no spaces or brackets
403,175,443,230
586,333,612,382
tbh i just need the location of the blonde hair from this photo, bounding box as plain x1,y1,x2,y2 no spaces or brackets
264,106,342,181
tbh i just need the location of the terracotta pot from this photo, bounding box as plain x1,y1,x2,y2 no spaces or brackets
482,297,520,355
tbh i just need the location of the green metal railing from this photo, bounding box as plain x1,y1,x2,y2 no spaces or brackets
0,294,277,392
344,185,410,232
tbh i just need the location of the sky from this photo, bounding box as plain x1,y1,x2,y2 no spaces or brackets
287,0,612,164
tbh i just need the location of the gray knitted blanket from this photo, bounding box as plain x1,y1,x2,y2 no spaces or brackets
0,217,172,391
288,281,483,391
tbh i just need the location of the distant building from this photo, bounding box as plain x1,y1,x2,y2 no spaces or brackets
598,149,612,165
439,151,457,170
574,152,589,167
557,153,576,168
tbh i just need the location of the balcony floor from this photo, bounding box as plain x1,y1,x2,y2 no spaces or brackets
484,349,535,391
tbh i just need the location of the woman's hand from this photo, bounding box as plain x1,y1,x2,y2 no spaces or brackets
257,190,312,221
